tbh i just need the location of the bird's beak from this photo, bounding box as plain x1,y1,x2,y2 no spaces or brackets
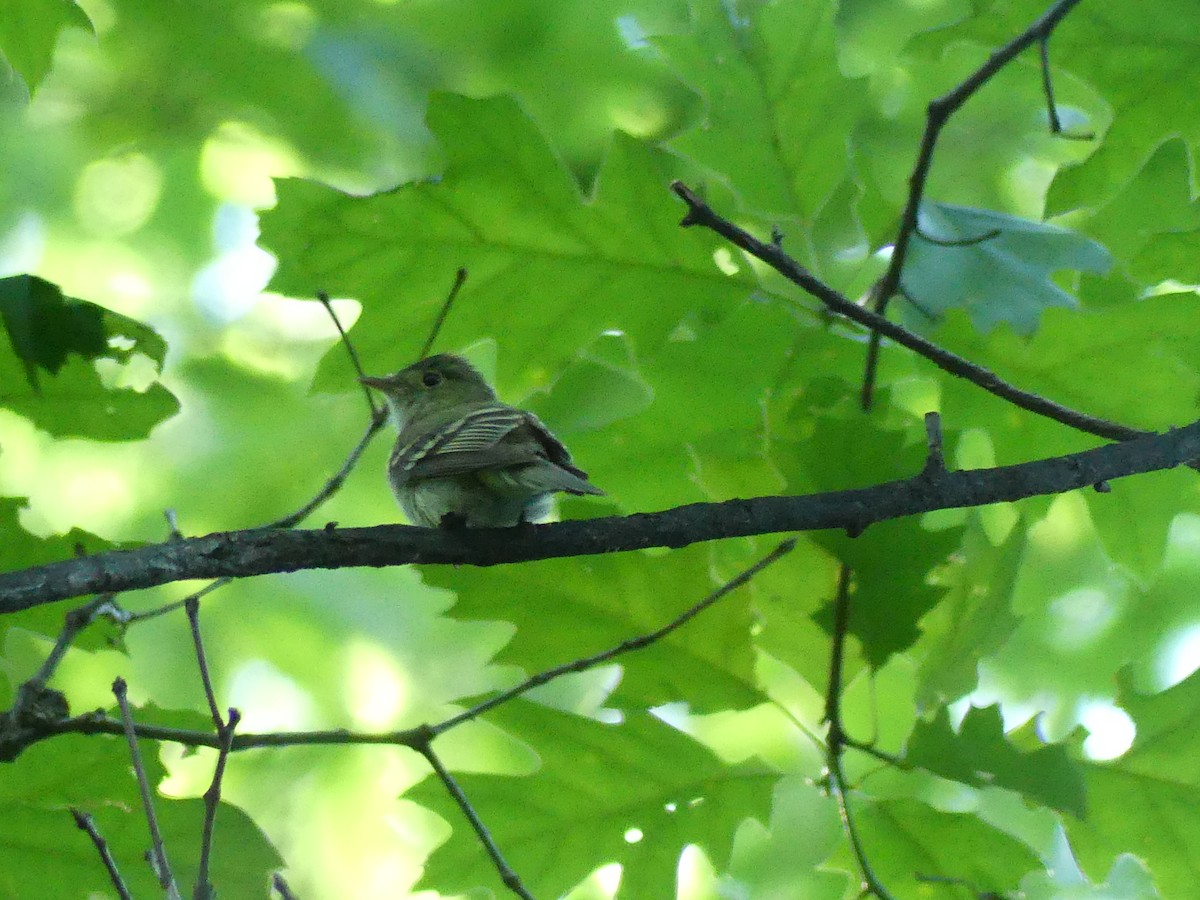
358,375,390,389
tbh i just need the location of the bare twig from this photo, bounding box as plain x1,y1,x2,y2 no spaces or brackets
432,539,797,735
414,729,536,900
9,539,793,765
862,0,1086,406
417,267,468,360
1039,37,1095,140
272,872,300,899
184,595,241,900
70,807,133,900
126,293,393,617
317,290,378,416
823,567,896,900
922,412,946,477
267,411,387,530
126,579,226,626
843,736,910,770
164,508,183,541
670,180,1143,444
195,708,241,900
185,598,222,726
113,677,181,899
22,595,113,693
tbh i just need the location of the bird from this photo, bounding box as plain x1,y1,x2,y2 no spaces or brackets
359,354,604,527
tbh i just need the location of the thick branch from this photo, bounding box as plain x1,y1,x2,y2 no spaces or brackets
2,421,1197,612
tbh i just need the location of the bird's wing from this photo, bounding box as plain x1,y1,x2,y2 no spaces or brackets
390,406,603,496
390,406,534,485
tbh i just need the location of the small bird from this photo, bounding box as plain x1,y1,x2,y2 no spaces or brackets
360,354,604,528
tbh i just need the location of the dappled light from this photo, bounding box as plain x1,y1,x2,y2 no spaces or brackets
2,1,1199,898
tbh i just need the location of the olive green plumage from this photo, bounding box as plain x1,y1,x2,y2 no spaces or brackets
360,354,603,527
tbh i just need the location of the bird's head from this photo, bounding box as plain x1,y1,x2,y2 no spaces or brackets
359,353,497,428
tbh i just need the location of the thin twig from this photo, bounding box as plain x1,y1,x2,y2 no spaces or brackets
417,267,468,360
861,0,1087,407
843,736,910,770
922,411,946,477
70,807,134,900
185,597,222,726
823,567,896,900
272,872,300,900
195,708,241,900
126,580,226,626
184,595,240,900
164,508,183,541
113,677,181,900
1038,36,1063,135
267,412,387,530
1039,37,1095,140
432,539,797,736
414,730,536,900
670,180,1143,443
317,290,378,416
23,595,112,692
126,301,392,617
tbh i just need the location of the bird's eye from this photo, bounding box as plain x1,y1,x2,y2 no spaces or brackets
422,370,442,388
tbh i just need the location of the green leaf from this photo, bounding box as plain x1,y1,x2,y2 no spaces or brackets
915,513,1026,707
1078,138,1200,285
907,704,1087,817
0,275,178,440
0,274,106,388
0,496,130,652
769,386,965,668
807,518,961,669
0,0,92,94
723,776,848,899
907,0,1200,215
659,0,869,223
425,543,762,713
1021,853,1158,900
1070,670,1200,896
901,202,1111,335
0,734,281,898
537,297,805,514
843,796,1040,895
411,703,775,898
934,292,1200,433
261,93,757,398
1085,469,1200,582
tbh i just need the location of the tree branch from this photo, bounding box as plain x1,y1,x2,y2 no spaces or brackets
671,180,1144,444
3,420,1196,612
431,539,796,736
823,566,897,900
70,807,133,900
414,728,537,900
113,677,180,899
862,0,1087,404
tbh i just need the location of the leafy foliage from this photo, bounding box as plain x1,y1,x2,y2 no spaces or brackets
0,0,1199,898
0,0,91,94
0,275,178,440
